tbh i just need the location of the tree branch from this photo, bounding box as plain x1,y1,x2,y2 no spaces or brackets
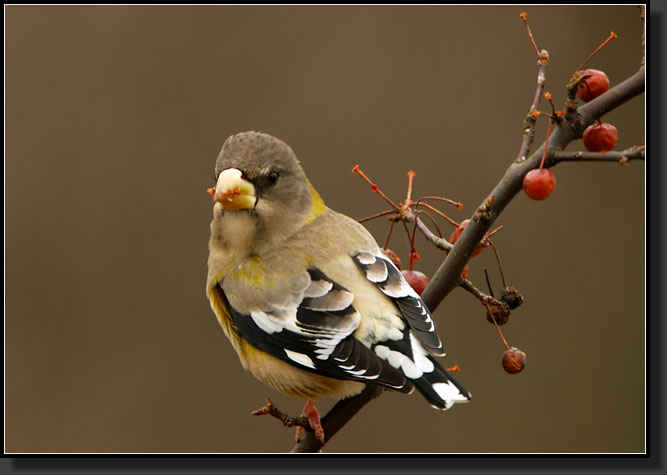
420,67,644,313
550,146,645,164
290,385,384,452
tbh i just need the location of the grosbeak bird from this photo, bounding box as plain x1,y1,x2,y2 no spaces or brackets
206,132,470,440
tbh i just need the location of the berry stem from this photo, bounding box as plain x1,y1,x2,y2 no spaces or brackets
352,165,400,210
483,268,494,298
408,219,419,272
383,219,396,250
358,209,396,224
520,12,539,57
405,170,416,204
414,209,444,238
418,196,464,211
415,201,460,227
544,91,557,116
486,303,511,351
488,240,507,288
484,225,503,240
576,32,618,71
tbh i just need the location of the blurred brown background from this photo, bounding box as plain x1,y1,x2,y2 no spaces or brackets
5,5,645,453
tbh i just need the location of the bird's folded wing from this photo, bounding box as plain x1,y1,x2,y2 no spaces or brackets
219,267,413,392
352,250,445,356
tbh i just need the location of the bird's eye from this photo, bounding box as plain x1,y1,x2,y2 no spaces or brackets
266,170,279,186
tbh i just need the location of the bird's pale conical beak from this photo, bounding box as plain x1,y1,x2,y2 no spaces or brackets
210,168,257,210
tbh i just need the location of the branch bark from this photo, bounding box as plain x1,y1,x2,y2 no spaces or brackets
550,147,645,163
290,385,383,452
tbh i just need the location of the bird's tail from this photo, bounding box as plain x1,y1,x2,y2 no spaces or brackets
372,329,471,410
412,356,471,410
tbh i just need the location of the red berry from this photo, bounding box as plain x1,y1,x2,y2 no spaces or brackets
582,122,618,152
462,265,469,280
576,69,610,102
401,270,429,295
502,347,526,374
449,219,485,257
523,168,556,200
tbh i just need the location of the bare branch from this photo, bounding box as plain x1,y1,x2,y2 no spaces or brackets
550,146,645,164
404,209,453,252
251,398,309,430
516,51,550,163
421,68,645,314
291,385,384,453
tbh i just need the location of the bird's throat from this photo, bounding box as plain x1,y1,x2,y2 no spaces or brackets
212,206,259,257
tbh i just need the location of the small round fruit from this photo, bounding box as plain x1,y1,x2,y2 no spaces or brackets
486,299,511,326
582,122,618,152
401,270,429,295
502,347,526,374
576,69,610,102
500,286,524,310
523,168,556,200
449,219,485,257
462,265,469,280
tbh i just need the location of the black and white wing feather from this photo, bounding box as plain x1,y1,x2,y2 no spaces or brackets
353,250,444,356
353,249,471,410
223,267,413,393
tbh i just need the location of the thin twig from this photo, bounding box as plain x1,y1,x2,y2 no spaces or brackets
251,398,309,429
414,208,444,238
550,147,645,164
403,209,453,252
358,209,396,223
415,201,460,227
516,52,549,163
575,32,618,71
488,241,507,288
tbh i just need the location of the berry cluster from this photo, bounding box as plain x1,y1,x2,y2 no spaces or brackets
578,69,619,153
521,34,621,202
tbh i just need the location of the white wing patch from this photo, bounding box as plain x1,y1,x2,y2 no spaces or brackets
303,279,333,298
432,382,470,403
409,331,435,374
250,310,285,335
375,344,425,380
284,349,316,369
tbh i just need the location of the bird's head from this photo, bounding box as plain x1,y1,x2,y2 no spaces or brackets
208,132,325,253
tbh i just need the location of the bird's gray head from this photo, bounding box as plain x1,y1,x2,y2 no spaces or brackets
209,132,325,253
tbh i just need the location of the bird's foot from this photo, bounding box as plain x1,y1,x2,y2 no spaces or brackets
252,397,324,443
297,400,325,444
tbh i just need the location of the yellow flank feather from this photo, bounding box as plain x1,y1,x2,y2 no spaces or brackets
208,285,244,352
